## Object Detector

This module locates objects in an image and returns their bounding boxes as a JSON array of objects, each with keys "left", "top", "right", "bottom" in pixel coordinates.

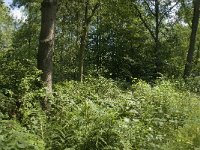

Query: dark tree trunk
[
  {"left": 184, "top": 0, "right": 200, "bottom": 78},
  {"left": 155, "top": 0, "right": 160, "bottom": 75},
  {"left": 37, "top": 0, "right": 57, "bottom": 110}
]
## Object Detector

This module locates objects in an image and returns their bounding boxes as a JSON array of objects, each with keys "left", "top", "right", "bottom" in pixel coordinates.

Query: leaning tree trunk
[
  {"left": 183, "top": 0, "right": 200, "bottom": 78},
  {"left": 37, "top": 0, "right": 57, "bottom": 110}
]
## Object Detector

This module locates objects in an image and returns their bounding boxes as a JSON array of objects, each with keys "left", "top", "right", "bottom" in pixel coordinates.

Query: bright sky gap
[{"left": 3, "top": 0, "right": 23, "bottom": 20}]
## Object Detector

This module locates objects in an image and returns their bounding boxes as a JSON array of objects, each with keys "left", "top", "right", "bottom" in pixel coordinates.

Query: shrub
[
  {"left": 44, "top": 77, "right": 200, "bottom": 150},
  {"left": 0, "top": 120, "right": 45, "bottom": 150},
  {"left": 1, "top": 73, "right": 199, "bottom": 149},
  {"left": 0, "top": 50, "right": 43, "bottom": 122}
]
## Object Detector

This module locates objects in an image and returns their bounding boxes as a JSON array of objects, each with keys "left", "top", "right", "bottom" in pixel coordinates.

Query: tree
[
  {"left": 134, "top": 0, "right": 179, "bottom": 76},
  {"left": 183, "top": 0, "right": 200, "bottom": 78},
  {"left": 88, "top": 0, "right": 151, "bottom": 80},
  {"left": 12, "top": 3, "right": 40, "bottom": 61},
  {"left": 53, "top": 0, "right": 80, "bottom": 81},
  {"left": 78, "top": 0, "right": 100, "bottom": 82},
  {"left": 0, "top": 1, "right": 13, "bottom": 50},
  {"left": 37, "top": 0, "right": 57, "bottom": 109}
]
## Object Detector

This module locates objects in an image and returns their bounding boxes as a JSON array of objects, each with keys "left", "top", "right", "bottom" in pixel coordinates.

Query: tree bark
[
  {"left": 195, "top": 43, "right": 200, "bottom": 65},
  {"left": 78, "top": 1, "right": 89, "bottom": 82},
  {"left": 37, "top": 0, "right": 57, "bottom": 109},
  {"left": 155, "top": 0, "right": 160, "bottom": 75},
  {"left": 78, "top": 25, "right": 88, "bottom": 82},
  {"left": 183, "top": 0, "right": 200, "bottom": 78}
]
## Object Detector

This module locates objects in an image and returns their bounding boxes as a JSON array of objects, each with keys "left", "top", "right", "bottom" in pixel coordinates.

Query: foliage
[
  {"left": 0, "top": 120, "right": 45, "bottom": 150},
  {"left": 0, "top": 50, "right": 43, "bottom": 121},
  {"left": 1, "top": 0, "right": 200, "bottom": 149},
  {"left": 42, "top": 77, "right": 200, "bottom": 150},
  {"left": 11, "top": 0, "right": 200, "bottom": 81},
  {"left": 185, "top": 76, "right": 200, "bottom": 93},
  {"left": 0, "top": 2, "right": 13, "bottom": 50},
  {"left": 172, "top": 76, "right": 200, "bottom": 94},
  {"left": 164, "top": 123, "right": 200, "bottom": 150},
  {"left": 162, "top": 89, "right": 200, "bottom": 150}
]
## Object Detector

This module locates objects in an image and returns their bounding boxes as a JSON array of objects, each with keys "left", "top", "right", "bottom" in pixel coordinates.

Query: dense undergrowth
[
  {"left": 0, "top": 75, "right": 200, "bottom": 150},
  {"left": 0, "top": 52, "right": 200, "bottom": 149}
]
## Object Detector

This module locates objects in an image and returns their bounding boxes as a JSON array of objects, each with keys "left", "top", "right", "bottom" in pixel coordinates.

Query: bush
[
  {"left": 1, "top": 72, "right": 200, "bottom": 149},
  {"left": 44, "top": 77, "right": 200, "bottom": 150},
  {"left": 0, "top": 50, "right": 46, "bottom": 139},
  {"left": 162, "top": 86, "right": 200, "bottom": 150},
  {"left": 185, "top": 76, "right": 200, "bottom": 93},
  {"left": 46, "top": 77, "right": 128, "bottom": 149},
  {"left": 0, "top": 50, "right": 43, "bottom": 121},
  {"left": 171, "top": 76, "right": 200, "bottom": 94},
  {"left": 0, "top": 120, "right": 45, "bottom": 150}
]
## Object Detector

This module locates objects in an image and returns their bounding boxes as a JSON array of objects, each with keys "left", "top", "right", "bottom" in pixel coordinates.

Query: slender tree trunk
[
  {"left": 37, "top": 0, "right": 57, "bottom": 110},
  {"left": 183, "top": 0, "right": 200, "bottom": 78},
  {"left": 78, "top": 1, "right": 89, "bottom": 82},
  {"left": 78, "top": 25, "right": 88, "bottom": 82},
  {"left": 195, "top": 43, "right": 200, "bottom": 65},
  {"left": 28, "top": 37, "right": 31, "bottom": 57},
  {"left": 96, "top": 15, "right": 100, "bottom": 72},
  {"left": 155, "top": 0, "right": 160, "bottom": 75},
  {"left": 77, "top": 0, "right": 100, "bottom": 82},
  {"left": 96, "top": 11, "right": 102, "bottom": 73}
]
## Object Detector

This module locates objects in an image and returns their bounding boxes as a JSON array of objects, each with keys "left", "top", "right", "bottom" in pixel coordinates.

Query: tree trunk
[
  {"left": 37, "top": 0, "right": 57, "bottom": 110},
  {"left": 77, "top": 0, "right": 100, "bottom": 82},
  {"left": 155, "top": 0, "right": 160, "bottom": 75},
  {"left": 78, "top": 25, "right": 88, "bottom": 82},
  {"left": 78, "top": 1, "right": 89, "bottom": 82},
  {"left": 183, "top": 0, "right": 200, "bottom": 78},
  {"left": 195, "top": 43, "right": 200, "bottom": 65}
]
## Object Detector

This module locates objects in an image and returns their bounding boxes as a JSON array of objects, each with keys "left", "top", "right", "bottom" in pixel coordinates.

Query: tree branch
[
  {"left": 144, "top": 0, "right": 155, "bottom": 16},
  {"left": 87, "top": 2, "right": 100, "bottom": 23},
  {"left": 134, "top": 4, "right": 156, "bottom": 41},
  {"left": 159, "top": 1, "right": 179, "bottom": 26}
]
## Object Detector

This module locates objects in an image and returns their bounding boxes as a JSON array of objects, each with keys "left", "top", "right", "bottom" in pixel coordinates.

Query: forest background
[{"left": 0, "top": 0, "right": 200, "bottom": 149}]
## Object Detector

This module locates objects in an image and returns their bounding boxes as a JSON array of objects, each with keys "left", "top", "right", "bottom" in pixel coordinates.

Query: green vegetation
[
  {"left": 1, "top": 70, "right": 200, "bottom": 149},
  {"left": 1, "top": 0, "right": 200, "bottom": 149},
  {"left": 0, "top": 120, "right": 45, "bottom": 150}
]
